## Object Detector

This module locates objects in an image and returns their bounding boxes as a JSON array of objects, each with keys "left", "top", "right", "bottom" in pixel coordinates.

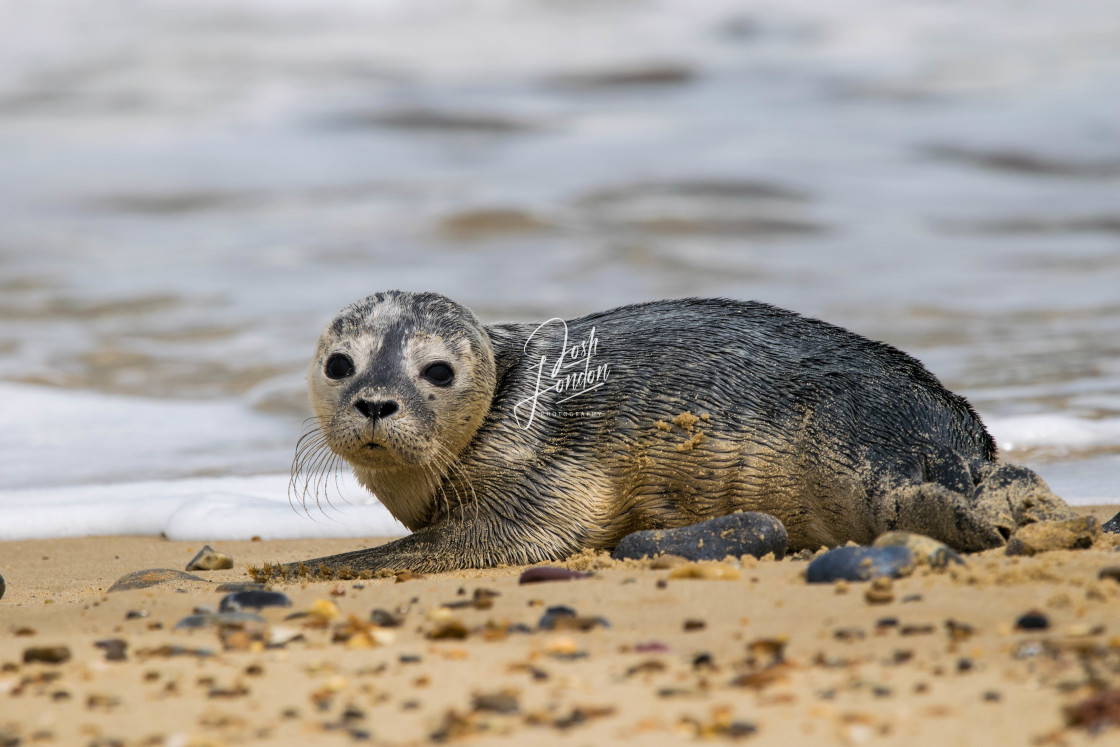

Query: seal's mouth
[{"left": 364, "top": 442, "right": 384, "bottom": 450}]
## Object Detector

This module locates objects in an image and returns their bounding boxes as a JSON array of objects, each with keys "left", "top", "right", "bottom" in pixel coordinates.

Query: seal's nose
[{"left": 354, "top": 399, "right": 399, "bottom": 421}]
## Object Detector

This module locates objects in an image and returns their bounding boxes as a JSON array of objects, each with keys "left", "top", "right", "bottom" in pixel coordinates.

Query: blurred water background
[{"left": 1, "top": 0, "right": 1118, "bottom": 539}]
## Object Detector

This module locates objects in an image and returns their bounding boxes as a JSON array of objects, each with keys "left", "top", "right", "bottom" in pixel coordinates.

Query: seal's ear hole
[
  {"left": 324, "top": 353, "right": 355, "bottom": 380},
  {"left": 422, "top": 362, "right": 455, "bottom": 387}
]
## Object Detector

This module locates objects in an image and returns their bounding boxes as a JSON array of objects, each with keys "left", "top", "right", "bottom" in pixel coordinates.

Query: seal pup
[{"left": 290, "top": 291, "right": 1074, "bottom": 573}]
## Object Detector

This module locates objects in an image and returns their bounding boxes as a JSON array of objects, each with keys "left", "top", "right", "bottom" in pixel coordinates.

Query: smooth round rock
[
  {"left": 1015, "top": 610, "right": 1050, "bottom": 631},
  {"left": 175, "top": 611, "right": 267, "bottom": 630},
  {"left": 518, "top": 567, "right": 593, "bottom": 584},
  {"left": 107, "top": 569, "right": 209, "bottom": 592},
  {"left": 370, "top": 609, "right": 404, "bottom": 627},
  {"left": 539, "top": 605, "right": 577, "bottom": 630},
  {"left": 806, "top": 546, "right": 915, "bottom": 583},
  {"left": 1102, "top": 510, "right": 1120, "bottom": 534},
  {"left": 186, "top": 544, "right": 234, "bottom": 571},
  {"left": 0, "top": 572, "right": 5, "bottom": 600},
  {"left": 611, "top": 511, "right": 788, "bottom": 562},
  {"left": 219, "top": 590, "right": 292, "bottom": 612},
  {"left": 873, "top": 531, "right": 964, "bottom": 568},
  {"left": 215, "top": 582, "right": 266, "bottom": 593},
  {"left": 94, "top": 639, "right": 128, "bottom": 661},
  {"left": 23, "top": 646, "right": 71, "bottom": 664}
]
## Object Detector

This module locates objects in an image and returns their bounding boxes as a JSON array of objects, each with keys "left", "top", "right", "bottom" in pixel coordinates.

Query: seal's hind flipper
[
  {"left": 873, "top": 480, "right": 1009, "bottom": 552},
  {"left": 971, "top": 463, "right": 1075, "bottom": 529},
  {"left": 876, "top": 460, "right": 1076, "bottom": 552}
]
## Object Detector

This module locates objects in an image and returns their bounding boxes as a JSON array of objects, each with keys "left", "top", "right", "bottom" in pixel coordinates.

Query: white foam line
[
  {"left": 0, "top": 474, "right": 408, "bottom": 541},
  {"left": 986, "top": 414, "right": 1120, "bottom": 453}
]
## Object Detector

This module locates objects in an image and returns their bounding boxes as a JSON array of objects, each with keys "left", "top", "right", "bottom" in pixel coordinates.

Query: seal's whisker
[
  {"left": 310, "top": 448, "right": 341, "bottom": 517},
  {"left": 293, "top": 438, "right": 330, "bottom": 489}
]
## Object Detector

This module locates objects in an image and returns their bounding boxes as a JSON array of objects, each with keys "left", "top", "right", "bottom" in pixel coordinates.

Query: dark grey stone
[
  {"left": 175, "top": 611, "right": 267, "bottom": 629},
  {"left": 805, "top": 546, "right": 914, "bottom": 583},
  {"left": 611, "top": 511, "right": 787, "bottom": 562},
  {"left": 219, "top": 590, "right": 292, "bottom": 612},
  {"left": 1102, "top": 510, "right": 1120, "bottom": 534},
  {"left": 107, "top": 568, "right": 209, "bottom": 592}
]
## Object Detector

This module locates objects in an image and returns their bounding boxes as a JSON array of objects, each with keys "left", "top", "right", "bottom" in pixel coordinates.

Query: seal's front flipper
[{"left": 278, "top": 508, "right": 577, "bottom": 577}]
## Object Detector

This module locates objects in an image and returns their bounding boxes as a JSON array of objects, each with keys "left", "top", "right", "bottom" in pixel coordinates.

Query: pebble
[
  {"left": 215, "top": 582, "right": 266, "bottom": 593},
  {"left": 267, "top": 626, "right": 304, "bottom": 647},
  {"left": 427, "top": 620, "right": 469, "bottom": 640},
  {"left": 0, "top": 572, "right": 5, "bottom": 600},
  {"left": 537, "top": 605, "right": 576, "bottom": 629},
  {"left": 107, "top": 568, "right": 209, "bottom": 592},
  {"left": 185, "top": 545, "right": 233, "bottom": 571},
  {"left": 219, "top": 590, "right": 292, "bottom": 612},
  {"left": 370, "top": 609, "right": 404, "bottom": 627},
  {"left": 873, "top": 532, "right": 964, "bottom": 568},
  {"left": 864, "top": 577, "right": 894, "bottom": 604},
  {"left": 307, "top": 599, "right": 340, "bottom": 621},
  {"left": 611, "top": 511, "right": 787, "bottom": 562},
  {"left": 543, "top": 636, "right": 585, "bottom": 659},
  {"left": 518, "top": 567, "right": 593, "bottom": 584},
  {"left": 627, "top": 660, "right": 668, "bottom": 677},
  {"left": 1005, "top": 516, "right": 1100, "bottom": 556},
  {"left": 806, "top": 546, "right": 915, "bottom": 583},
  {"left": 94, "top": 639, "right": 128, "bottom": 661},
  {"left": 1015, "top": 610, "right": 1050, "bottom": 631},
  {"left": 174, "top": 612, "right": 267, "bottom": 630},
  {"left": 945, "top": 620, "right": 977, "bottom": 641},
  {"left": 23, "top": 646, "right": 71, "bottom": 665},
  {"left": 471, "top": 691, "right": 520, "bottom": 714},
  {"left": 538, "top": 605, "right": 610, "bottom": 631}
]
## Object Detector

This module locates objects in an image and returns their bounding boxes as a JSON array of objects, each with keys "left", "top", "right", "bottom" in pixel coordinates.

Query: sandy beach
[{"left": 3, "top": 505, "right": 1120, "bottom": 746}]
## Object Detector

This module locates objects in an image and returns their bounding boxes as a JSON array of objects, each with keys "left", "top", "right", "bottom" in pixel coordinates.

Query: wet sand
[{"left": 2, "top": 506, "right": 1120, "bottom": 746}]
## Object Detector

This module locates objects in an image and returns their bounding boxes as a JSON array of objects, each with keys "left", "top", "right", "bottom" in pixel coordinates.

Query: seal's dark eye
[
  {"left": 324, "top": 353, "right": 355, "bottom": 380},
  {"left": 422, "top": 362, "right": 454, "bottom": 387}
]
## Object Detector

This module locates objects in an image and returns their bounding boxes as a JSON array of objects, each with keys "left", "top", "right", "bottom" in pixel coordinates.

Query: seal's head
[{"left": 307, "top": 290, "right": 496, "bottom": 528}]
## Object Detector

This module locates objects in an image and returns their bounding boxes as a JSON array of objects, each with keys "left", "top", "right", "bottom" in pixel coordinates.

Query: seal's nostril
[{"left": 354, "top": 399, "right": 399, "bottom": 421}]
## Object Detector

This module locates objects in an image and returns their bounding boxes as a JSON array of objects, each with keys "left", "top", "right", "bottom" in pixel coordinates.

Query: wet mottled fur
[{"left": 292, "top": 291, "right": 1073, "bottom": 572}]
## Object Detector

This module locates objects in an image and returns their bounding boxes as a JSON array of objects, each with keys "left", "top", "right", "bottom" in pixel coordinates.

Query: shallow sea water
[{"left": 0, "top": 0, "right": 1118, "bottom": 538}]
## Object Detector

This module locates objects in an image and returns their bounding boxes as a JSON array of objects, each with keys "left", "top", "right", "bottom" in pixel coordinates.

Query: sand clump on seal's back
[{"left": 279, "top": 291, "right": 1080, "bottom": 575}]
